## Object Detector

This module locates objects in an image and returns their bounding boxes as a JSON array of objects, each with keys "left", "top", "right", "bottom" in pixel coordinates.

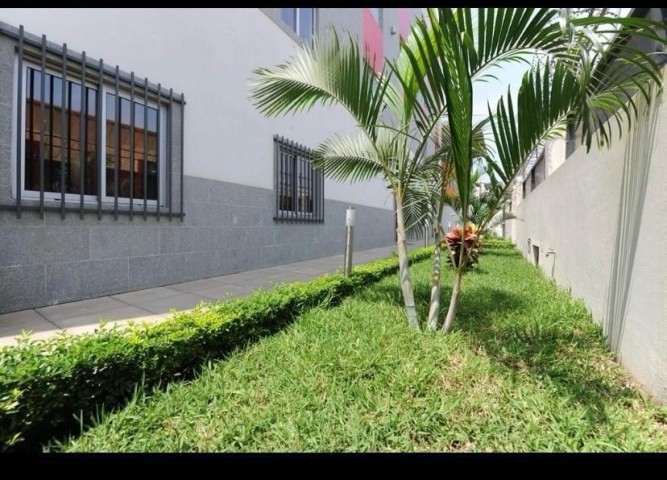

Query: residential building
[
  {"left": 505, "top": 7, "right": 667, "bottom": 403},
  {"left": 0, "top": 8, "right": 422, "bottom": 314}
]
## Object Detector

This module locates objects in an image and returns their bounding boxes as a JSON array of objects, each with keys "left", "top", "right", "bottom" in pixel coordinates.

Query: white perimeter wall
[
  {"left": 0, "top": 8, "right": 393, "bottom": 210},
  {"left": 507, "top": 77, "right": 667, "bottom": 403}
]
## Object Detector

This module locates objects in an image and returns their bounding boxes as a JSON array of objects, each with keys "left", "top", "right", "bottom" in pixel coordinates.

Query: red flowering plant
[{"left": 443, "top": 223, "right": 481, "bottom": 270}]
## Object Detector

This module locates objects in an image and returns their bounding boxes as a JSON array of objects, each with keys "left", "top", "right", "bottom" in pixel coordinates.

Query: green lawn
[{"left": 55, "top": 248, "right": 667, "bottom": 452}]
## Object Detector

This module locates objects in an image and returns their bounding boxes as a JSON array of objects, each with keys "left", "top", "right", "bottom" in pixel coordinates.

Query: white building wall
[
  {"left": 507, "top": 75, "right": 667, "bottom": 403},
  {"left": 0, "top": 7, "right": 392, "bottom": 210}
]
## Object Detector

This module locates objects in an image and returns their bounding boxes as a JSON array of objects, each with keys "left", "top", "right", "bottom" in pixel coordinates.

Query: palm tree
[
  {"left": 401, "top": 121, "right": 490, "bottom": 330},
  {"left": 394, "top": 8, "right": 665, "bottom": 332},
  {"left": 444, "top": 166, "right": 517, "bottom": 238},
  {"left": 249, "top": 9, "right": 666, "bottom": 332},
  {"left": 248, "top": 31, "right": 430, "bottom": 330}
]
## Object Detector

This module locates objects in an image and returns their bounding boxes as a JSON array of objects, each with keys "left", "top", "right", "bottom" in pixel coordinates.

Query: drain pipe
[{"left": 546, "top": 249, "right": 556, "bottom": 280}]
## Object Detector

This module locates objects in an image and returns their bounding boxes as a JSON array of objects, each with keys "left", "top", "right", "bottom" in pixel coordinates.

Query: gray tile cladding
[{"left": 0, "top": 175, "right": 395, "bottom": 313}]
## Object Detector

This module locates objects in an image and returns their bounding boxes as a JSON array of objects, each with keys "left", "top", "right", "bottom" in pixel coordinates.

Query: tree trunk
[
  {"left": 395, "top": 198, "right": 420, "bottom": 330},
  {"left": 426, "top": 228, "right": 442, "bottom": 331},
  {"left": 441, "top": 268, "right": 462, "bottom": 333}
]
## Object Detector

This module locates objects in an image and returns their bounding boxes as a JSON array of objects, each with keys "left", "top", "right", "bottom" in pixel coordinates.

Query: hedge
[
  {"left": 481, "top": 237, "right": 515, "bottom": 250},
  {"left": 0, "top": 247, "right": 432, "bottom": 451}
]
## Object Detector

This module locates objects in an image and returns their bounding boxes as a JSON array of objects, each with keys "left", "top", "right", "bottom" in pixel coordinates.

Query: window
[
  {"left": 369, "top": 8, "right": 383, "bottom": 27},
  {"left": 23, "top": 67, "right": 161, "bottom": 203},
  {"left": 273, "top": 135, "right": 324, "bottom": 223},
  {"left": 522, "top": 178, "right": 528, "bottom": 199},
  {"left": 104, "top": 92, "right": 159, "bottom": 201},
  {"left": 11, "top": 25, "right": 185, "bottom": 220},
  {"left": 565, "top": 123, "right": 577, "bottom": 158},
  {"left": 531, "top": 155, "right": 545, "bottom": 190},
  {"left": 280, "top": 8, "right": 316, "bottom": 46},
  {"left": 24, "top": 67, "right": 98, "bottom": 196}
]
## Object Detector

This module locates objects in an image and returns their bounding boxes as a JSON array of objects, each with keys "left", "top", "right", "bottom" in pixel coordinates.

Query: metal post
[{"left": 343, "top": 206, "right": 355, "bottom": 276}]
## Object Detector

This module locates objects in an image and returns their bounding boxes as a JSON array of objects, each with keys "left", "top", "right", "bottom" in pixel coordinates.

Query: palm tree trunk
[
  {"left": 395, "top": 197, "right": 420, "bottom": 330},
  {"left": 441, "top": 267, "right": 462, "bottom": 333},
  {"left": 426, "top": 227, "right": 442, "bottom": 330}
]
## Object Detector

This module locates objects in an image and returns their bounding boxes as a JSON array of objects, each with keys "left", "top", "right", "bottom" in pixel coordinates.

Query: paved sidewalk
[{"left": 0, "top": 244, "right": 420, "bottom": 347}]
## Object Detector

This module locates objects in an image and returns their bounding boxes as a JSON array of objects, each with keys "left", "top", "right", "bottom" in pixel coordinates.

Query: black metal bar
[
  {"left": 0, "top": 21, "right": 185, "bottom": 107},
  {"left": 273, "top": 135, "right": 279, "bottom": 219},
  {"left": 292, "top": 140, "right": 297, "bottom": 223},
  {"left": 16, "top": 26, "right": 24, "bottom": 219},
  {"left": 114, "top": 65, "right": 120, "bottom": 220},
  {"left": 79, "top": 51, "right": 86, "bottom": 219},
  {"left": 313, "top": 163, "right": 317, "bottom": 223},
  {"left": 303, "top": 150, "right": 312, "bottom": 221},
  {"left": 321, "top": 164, "right": 325, "bottom": 222},
  {"left": 307, "top": 147, "right": 312, "bottom": 219},
  {"left": 282, "top": 137, "right": 287, "bottom": 222},
  {"left": 97, "top": 58, "right": 103, "bottom": 220},
  {"left": 48, "top": 66, "right": 54, "bottom": 197},
  {"left": 167, "top": 87, "right": 173, "bottom": 221},
  {"left": 60, "top": 44, "right": 67, "bottom": 220},
  {"left": 280, "top": 136, "right": 285, "bottom": 220},
  {"left": 180, "top": 92, "right": 185, "bottom": 222},
  {"left": 296, "top": 145, "right": 301, "bottom": 221},
  {"left": 317, "top": 170, "right": 321, "bottom": 223},
  {"left": 316, "top": 169, "right": 320, "bottom": 222},
  {"left": 298, "top": 145, "right": 302, "bottom": 222},
  {"left": 0, "top": 202, "right": 184, "bottom": 218},
  {"left": 66, "top": 82, "right": 72, "bottom": 211},
  {"left": 39, "top": 35, "right": 46, "bottom": 220},
  {"left": 277, "top": 136, "right": 281, "bottom": 220},
  {"left": 156, "top": 83, "right": 161, "bottom": 222},
  {"left": 129, "top": 72, "right": 135, "bottom": 221},
  {"left": 286, "top": 139, "right": 291, "bottom": 223},
  {"left": 317, "top": 164, "right": 321, "bottom": 222},
  {"left": 143, "top": 77, "right": 148, "bottom": 221}
]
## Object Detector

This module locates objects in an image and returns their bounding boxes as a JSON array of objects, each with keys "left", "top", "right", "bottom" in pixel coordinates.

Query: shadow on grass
[
  {"left": 457, "top": 290, "right": 640, "bottom": 428},
  {"left": 356, "top": 277, "right": 522, "bottom": 331},
  {"left": 363, "top": 261, "right": 639, "bottom": 430}
]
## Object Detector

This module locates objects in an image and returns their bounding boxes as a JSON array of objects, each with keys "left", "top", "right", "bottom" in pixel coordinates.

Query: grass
[{"left": 54, "top": 248, "right": 667, "bottom": 452}]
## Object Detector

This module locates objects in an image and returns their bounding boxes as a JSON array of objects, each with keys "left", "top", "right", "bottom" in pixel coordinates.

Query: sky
[
  {"left": 472, "top": 8, "right": 632, "bottom": 118},
  {"left": 464, "top": 8, "right": 633, "bottom": 179}
]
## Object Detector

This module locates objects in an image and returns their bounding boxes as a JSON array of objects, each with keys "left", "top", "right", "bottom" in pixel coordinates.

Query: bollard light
[
  {"left": 345, "top": 207, "right": 356, "bottom": 227},
  {"left": 344, "top": 207, "right": 356, "bottom": 276}
]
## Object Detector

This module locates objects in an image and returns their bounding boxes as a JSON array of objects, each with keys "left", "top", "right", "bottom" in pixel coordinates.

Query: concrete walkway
[{"left": 0, "top": 245, "right": 418, "bottom": 347}]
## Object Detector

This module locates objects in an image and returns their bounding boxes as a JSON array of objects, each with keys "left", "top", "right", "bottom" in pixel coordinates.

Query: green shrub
[
  {"left": 0, "top": 247, "right": 432, "bottom": 451},
  {"left": 481, "top": 237, "right": 515, "bottom": 250}
]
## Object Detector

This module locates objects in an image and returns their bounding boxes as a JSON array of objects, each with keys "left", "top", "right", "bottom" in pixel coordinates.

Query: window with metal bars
[
  {"left": 273, "top": 135, "right": 324, "bottom": 223},
  {"left": 4, "top": 23, "right": 185, "bottom": 221}
]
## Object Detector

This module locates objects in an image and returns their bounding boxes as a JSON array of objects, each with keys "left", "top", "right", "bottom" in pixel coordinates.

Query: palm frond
[
  {"left": 312, "top": 133, "right": 387, "bottom": 183},
  {"left": 488, "top": 60, "right": 578, "bottom": 184},
  {"left": 248, "top": 30, "right": 396, "bottom": 139}
]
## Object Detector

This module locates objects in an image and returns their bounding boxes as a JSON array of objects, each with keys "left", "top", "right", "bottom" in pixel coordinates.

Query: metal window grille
[
  {"left": 1, "top": 22, "right": 185, "bottom": 221},
  {"left": 273, "top": 135, "right": 324, "bottom": 223}
]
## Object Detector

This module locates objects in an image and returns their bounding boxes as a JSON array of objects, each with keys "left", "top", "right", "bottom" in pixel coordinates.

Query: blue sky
[{"left": 472, "top": 8, "right": 632, "bottom": 119}]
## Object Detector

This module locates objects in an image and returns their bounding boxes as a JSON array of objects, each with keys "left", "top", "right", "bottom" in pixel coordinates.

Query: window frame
[
  {"left": 273, "top": 135, "right": 324, "bottom": 223},
  {"left": 280, "top": 8, "right": 316, "bottom": 47},
  {"left": 16, "top": 58, "right": 168, "bottom": 208},
  {"left": 276, "top": 155, "right": 313, "bottom": 221},
  {"left": 369, "top": 8, "right": 383, "bottom": 28},
  {"left": 99, "top": 88, "right": 167, "bottom": 207}
]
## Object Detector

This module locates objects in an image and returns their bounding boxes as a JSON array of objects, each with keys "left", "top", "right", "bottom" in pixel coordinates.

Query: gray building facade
[{"left": 0, "top": 8, "right": 422, "bottom": 313}]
